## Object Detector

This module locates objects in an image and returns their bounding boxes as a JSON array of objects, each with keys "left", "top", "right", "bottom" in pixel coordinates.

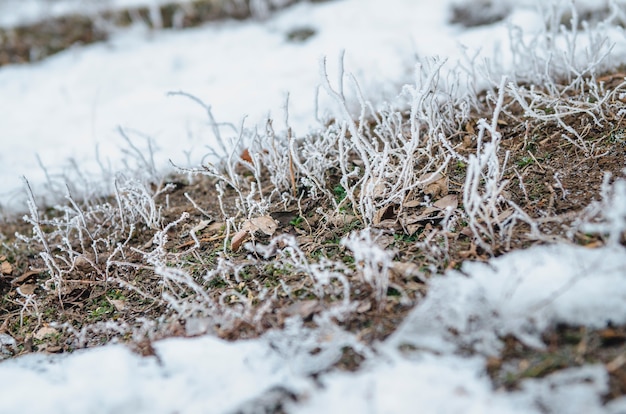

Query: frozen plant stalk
[
  {"left": 462, "top": 77, "right": 510, "bottom": 254},
  {"left": 582, "top": 175, "right": 626, "bottom": 246},
  {"left": 342, "top": 229, "right": 393, "bottom": 307}
]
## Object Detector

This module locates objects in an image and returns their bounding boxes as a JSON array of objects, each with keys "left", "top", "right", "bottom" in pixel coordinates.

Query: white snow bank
[
  {"left": 295, "top": 354, "right": 612, "bottom": 414},
  {"left": 294, "top": 353, "right": 523, "bottom": 414},
  {"left": 391, "top": 244, "right": 626, "bottom": 354},
  {"left": 0, "top": 335, "right": 309, "bottom": 414}
]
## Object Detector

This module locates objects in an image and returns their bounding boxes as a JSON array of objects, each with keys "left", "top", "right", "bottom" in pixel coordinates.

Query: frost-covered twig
[
  {"left": 462, "top": 77, "right": 510, "bottom": 253},
  {"left": 342, "top": 229, "right": 393, "bottom": 307},
  {"left": 581, "top": 174, "right": 626, "bottom": 245}
]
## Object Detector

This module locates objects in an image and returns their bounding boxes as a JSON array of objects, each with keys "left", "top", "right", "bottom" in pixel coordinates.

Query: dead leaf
[
  {"left": 190, "top": 219, "right": 213, "bottom": 235},
  {"left": 496, "top": 208, "right": 513, "bottom": 224},
  {"left": 403, "top": 199, "right": 422, "bottom": 208},
  {"left": 45, "top": 345, "right": 63, "bottom": 353},
  {"left": 390, "top": 262, "right": 427, "bottom": 282},
  {"left": 584, "top": 240, "right": 603, "bottom": 249},
  {"left": 244, "top": 215, "right": 278, "bottom": 236},
  {"left": 329, "top": 212, "right": 357, "bottom": 227},
  {"left": 418, "top": 172, "right": 449, "bottom": 198},
  {"left": 270, "top": 210, "right": 300, "bottom": 228},
  {"left": 406, "top": 222, "right": 423, "bottom": 235},
  {"left": 356, "top": 300, "right": 372, "bottom": 313},
  {"left": 606, "top": 354, "right": 626, "bottom": 373},
  {"left": 372, "top": 181, "right": 387, "bottom": 198},
  {"left": 425, "top": 180, "right": 448, "bottom": 198},
  {"left": 239, "top": 148, "right": 268, "bottom": 164},
  {"left": 74, "top": 255, "right": 93, "bottom": 272},
  {"left": 460, "top": 226, "right": 474, "bottom": 237},
  {"left": 230, "top": 229, "right": 250, "bottom": 252},
  {"left": 374, "top": 234, "right": 395, "bottom": 250},
  {"left": 417, "top": 172, "right": 443, "bottom": 187},
  {"left": 373, "top": 204, "right": 397, "bottom": 226},
  {"left": 17, "top": 284, "right": 36, "bottom": 296},
  {"left": 107, "top": 297, "right": 126, "bottom": 312},
  {"left": 433, "top": 194, "right": 458, "bottom": 211},
  {"left": 34, "top": 326, "right": 59, "bottom": 341},
  {"left": 404, "top": 207, "right": 438, "bottom": 224},
  {"left": 231, "top": 216, "right": 279, "bottom": 252},
  {"left": 240, "top": 148, "right": 253, "bottom": 163},
  {"left": 1, "top": 261, "right": 12, "bottom": 275},
  {"left": 284, "top": 300, "right": 321, "bottom": 319},
  {"left": 376, "top": 219, "right": 401, "bottom": 230},
  {"left": 458, "top": 242, "right": 487, "bottom": 261},
  {"left": 599, "top": 328, "right": 626, "bottom": 345},
  {"left": 207, "top": 221, "right": 225, "bottom": 233},
  {"left": 403, "top": 195, "right": 458, "bottom": 227}
]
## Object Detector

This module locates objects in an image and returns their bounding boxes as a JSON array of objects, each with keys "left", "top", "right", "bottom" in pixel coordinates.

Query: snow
[
  {"left": 0, "top": 0, "right": 552, "bottom": 210},
  {"left": 0, "top": 336, "right": 309, "bottom": 413},
  {"left": 390, "top": 244, "right": 626, "bottom": 354},
  {"left": 1, "top": 0, "right": 626, "bottom": 412}
]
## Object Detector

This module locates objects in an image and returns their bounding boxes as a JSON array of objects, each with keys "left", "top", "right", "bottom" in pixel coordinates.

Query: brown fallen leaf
[
  {"left": 606, "top": 354, "right": 626, "bottom": 373},
  {"left": 373, "top": 204, "right": 397, "bottom": 226},
  {"left": 460, "top": 226, "right": 474, "bottom": 237},
  {"left": 406, "top": 222, "right": 423, "bottom": 235},
  {"left": 244, "top": 215, "right": 278, "bottom": 236},
  {"left": 107, "top": 297, "right": 126, "bottom": 312},
  {"left": 356, "top": 300, "right": 372, "bottom": 313},
  {"left": 403, "top": 206, "right": 441, "bottom": 225},
  {"left": 496, "top": 208, "right": 514, "bottom": 224},
  {"left": 371, "top": 181, "right": 387, "bottom": 199},
  {"left": 231, "top": 215, "right": 279, "bottom": 251},
  {"left": 433, "top": 194, "right": 458, "bottom": 210},
  {"left": 45, "top": 345, "right": 64, "bottom": 354},
  {"left": 74, "top": 255, "right": 93, "bottom": 272},
  {"left": 403, "top": 199, "right": 422, "bottom": 208},
  {"left": 1, "top": 261, "right": 12, "bottom": 275},
  {"left": 34, "top": 326, "right": 59, "bottom": 341},
  {"left": 206, "top": 221, "right": 225, "bottom": 233},
  {"left": 418, "top": 172, "right": 449, "bottom": 198},
  {"left": 583, "top": 240, "right": 604, "bottom": 249},
  {"left": 230, "top": 229, "right": 250, "bottom": 252},
  {"left": 270, "top": 210, "right": 300, "bottom": 228},
  {"left": 390, "top": 262, "right": 427, "bottom": 282},
  {"left": 599, "top": 328, "right": 626, "bottom": 345},
  {"left": 17, "top": 284, "right": 36, "bottom": 296},
  {"left": 417, "top": 172, "right": 443, "bottom": 187},
  {"left": 284, "top": 300, "right": 321, "bottom": 319},
  {"left": 240, "top": 148, "right": 253, "bottom": 163},
  {"left": 329, "top": 212, "right": 357, "bottom": 227}
]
